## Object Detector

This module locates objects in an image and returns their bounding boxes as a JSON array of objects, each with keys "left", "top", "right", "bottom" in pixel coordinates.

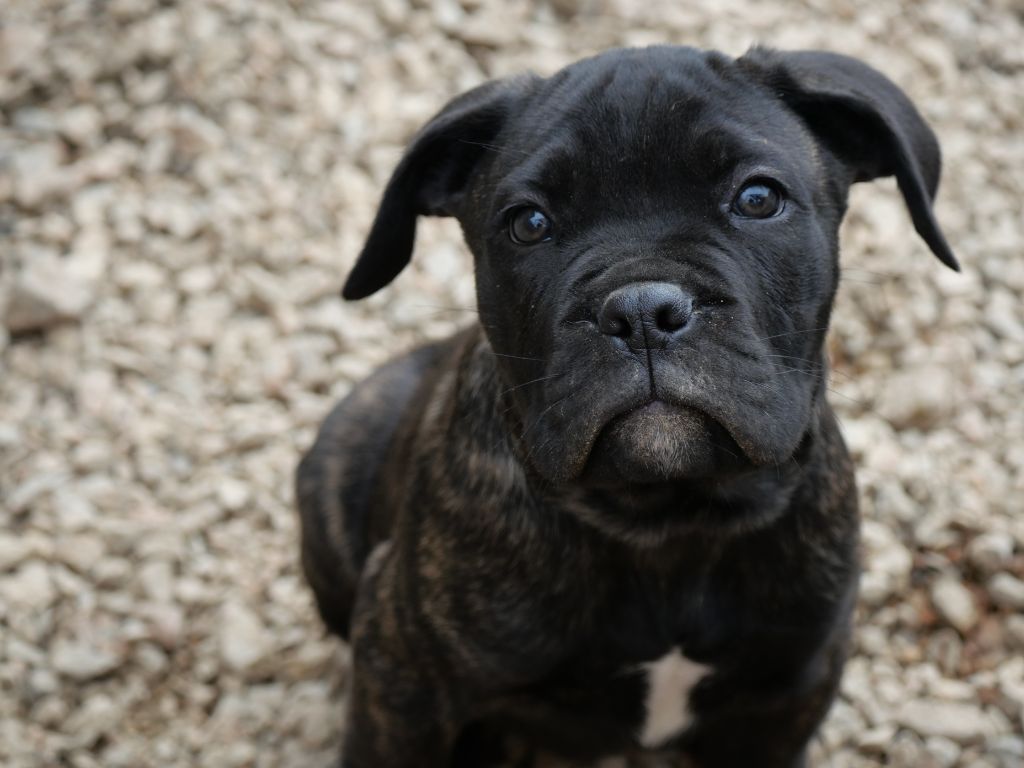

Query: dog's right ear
[{"left": 342, "top": 77, "right": 533, "bottom": 300}]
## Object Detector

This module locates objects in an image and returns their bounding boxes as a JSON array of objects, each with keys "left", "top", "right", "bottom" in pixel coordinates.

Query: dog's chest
[{"left": 635, "top": 648, "right": 712, "bottom": 748}]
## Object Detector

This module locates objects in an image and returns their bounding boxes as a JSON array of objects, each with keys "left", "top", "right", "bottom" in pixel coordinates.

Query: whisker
[
  {"left": 489, "top": 351, "right": 546, "bottom": 363},
  {"left": 752, "top": 326, "right": 830, "bottom": 343},
  {"left": 763, "top": 353, "right": 821, "bottom": 362},
  {"left": 709, "top": 440, "right": 739, "bottom": 461},
  {"left": 498, "top": 373, "right": 564, "bottom": 398},
  {"left": 825, "top": 386, "right": 873, "bottom": 410},
  {"left": 762, "top": 354, "right": 857, "bottom": 383},
  {"left": 768, "top": 365, "right": 813, "bottom": 376},
  {"left": 767, "top": 367, "right": 872, "bottom": 409},
  {"left": 521, "top": 393, "right": 572, "bottom": 443},
  {"left": 456, "top": 139, "right": 531, "bottom": 158}
]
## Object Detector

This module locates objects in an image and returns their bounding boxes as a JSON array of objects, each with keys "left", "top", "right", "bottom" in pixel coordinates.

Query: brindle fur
[{"left": 296, "top": 45, "right": 955, "bottom": 768}]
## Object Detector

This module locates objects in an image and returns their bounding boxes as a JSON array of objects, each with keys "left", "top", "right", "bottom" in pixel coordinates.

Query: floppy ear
[
  {"left": 738, "top": 47, "right": 959, "bottom": 271},
  {"left": 342, "top": 77, "right": 533, "bottom": 300}
]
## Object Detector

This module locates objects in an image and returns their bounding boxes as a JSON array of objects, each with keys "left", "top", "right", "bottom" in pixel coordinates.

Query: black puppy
[{"left": 297, "top": 46, "right": 956, "bottom": 768}]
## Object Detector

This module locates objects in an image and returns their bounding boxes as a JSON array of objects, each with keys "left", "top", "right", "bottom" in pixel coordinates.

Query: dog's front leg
[
  {"left": 342, "top": 652, "right": 458, "bottom": 768},
  {"left": 680, "top": 628, "right": 848, "bottom": 768},
  {"left": 340, "top": 545, "right": 464, "bottom": 768}
]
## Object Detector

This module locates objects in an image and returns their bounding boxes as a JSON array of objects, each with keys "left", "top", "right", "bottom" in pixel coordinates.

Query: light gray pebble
[
  {"left": 931, "top": 577, "right": 979, "bottom": 634},
  {"left": 51, "top": 640, "right": 123, "bottom": 681},
  {"left": 3, "top": 254, "right": 95, "bottom": 333},
  {"left": 988, "top": 573, "right": 1024, "bottom": 610},
  {"left": 219, "top": 600, "right": 274, "bottom": 675},
  {"left": 0, "top": 535, "right": 33, "bottom": 572},
  {"left": 1, "top": 561, "right": 56, "bottom": 610},
  {"left": 967, "top": 532, "right": 1016, "bottom": 573},
  {"left": 897, "top": 699, "right": 999, "bottom": 744},
  {"left": 924, "top": 736, "right": 962, "bottom": 768}
]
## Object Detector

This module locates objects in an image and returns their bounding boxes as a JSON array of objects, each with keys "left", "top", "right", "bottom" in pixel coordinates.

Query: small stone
[
  {"left": 58, "top": 104, "right": 104, "bottom": 147},
  {"left": 10, "top": 141, "right": 69, "bottom": 208},
  {"left": 924, "top": 735, "right": 961, "bottom": 767},
  {"left": 0, "top": 21, "right": 47, "bottom": 74},
  {"left": 1006, "top": 615, "right": 1024, "bottom": 650},
  {"left": 875, "top": 365, "right": 957, "bottom": 429},
  {"left": 888, "top": 730, "right": 928, "bottom": 768},
  {"left": 988, "top": 573, "right": 1024, "bottom": 610},
  {"left": 133, "top": 642, "right": 169, "bottom": 675},
  {"left": 93, "top": 557, "right": 132, "bottom": 589},
  {"left": 54, "top": 534, "right": 106, "bottom": 574},
  {"left": 217, "top": 478, "right": 251, "bottom": 512},
  {"left": 986, "top": 288, "right": 1024, "bottom": 343},
  {"left": 6, "top": 469, "right": 69, "bottom": 513},
  {"left": 926, "top": 629, "right": 963, "bottom": 677},
  {"left": 3, "top": 252, "right": 96, "bottom": 333},
  {"left": 27, "top": 668, "right": 59, "bottom": 698},
  {"left": 967, "top": 532, "right": 1015, "bottom": 573},
  {"left": 64, "top": 693, "right": 122, "bottom": 744},
  {"left": 931, "top": 577, "right": 979, "bottom": 634},
  {"left": 990, "top": 735, "right": 1024, "bottom": 764},
  {"left": 280, "top": 639, "right": 337, "bottom": 680},
  {"left": 51, "top": 640, "right": 123, "bottom": 681},
  {"left": 199, "top": 742, "right": 258, "bottom": 768},
  {"left": 33, "top": 696, "right": 70, "bottom": 728},
  {"left": 897, "top": 699, "right": 997, "bottom": 744},
  {"left": 929, "top": 677, "right": 975, "bottom": 701},
  {"left": 861, "top": 520, "right": 913, "bottom": 605},
  {"left": 142, "top": 602, "right": 185, "bottom": 649},
  {"left": 138, "top": 560, "right": 176, "bottom": 603},
  {"left": 144, "top": 193, "right": 202, "bottom": 239},
  {"left": 0, "top": 534, "right": 32, "bottom": 571},
  {"left": 1, "top": 560, "right": 56, "bottom": 609},
  {"left": 857, "top": 723, "right": 896, "bottom": 753},
  {"left": 219, "top": 600, "right": 273, "bottom": 675}
]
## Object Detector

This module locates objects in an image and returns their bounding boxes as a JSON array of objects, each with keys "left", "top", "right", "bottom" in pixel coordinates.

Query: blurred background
[{"left": 1, "top": 1, "right": 1022, "bottom": 766}]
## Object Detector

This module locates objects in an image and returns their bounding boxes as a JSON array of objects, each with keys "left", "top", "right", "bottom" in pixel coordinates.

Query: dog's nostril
[
  {"left": 655, "top": 305, "right": 689, "bottom": 333},
  {"left": 599, "top": 313, "right": 631, "bottom": 338}
]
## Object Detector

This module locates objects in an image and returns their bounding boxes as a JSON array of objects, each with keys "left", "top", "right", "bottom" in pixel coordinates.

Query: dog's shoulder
[{"left": 296, "top": 329, "right": 473, "bottom": 577}]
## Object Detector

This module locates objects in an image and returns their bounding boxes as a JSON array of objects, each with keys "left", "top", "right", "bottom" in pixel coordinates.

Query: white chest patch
[{"left": 637, "top": 648, "right": 712, "bottom": 749}]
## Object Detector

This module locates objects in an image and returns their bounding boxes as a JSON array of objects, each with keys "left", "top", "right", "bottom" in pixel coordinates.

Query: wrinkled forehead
[{"left": 495, "top": 49, "right": 816, "bottom": 201}]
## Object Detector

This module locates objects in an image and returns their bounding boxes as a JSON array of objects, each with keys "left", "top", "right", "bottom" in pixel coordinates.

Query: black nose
[{"left": 598, "top": 282, "right": 695, "bottom": 349}]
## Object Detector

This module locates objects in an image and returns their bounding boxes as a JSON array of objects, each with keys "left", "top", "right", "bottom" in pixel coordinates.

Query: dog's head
[{"left": 343, "top": 46, "right": 956, "bottom": 489}]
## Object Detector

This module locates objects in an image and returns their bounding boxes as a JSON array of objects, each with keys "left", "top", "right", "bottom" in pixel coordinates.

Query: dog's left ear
[
  {"left": 738, "top": 48, "right": 959, "bottom": 271},
  {"left": 342, "top": 77, "right": 534, "bottom": 300}
]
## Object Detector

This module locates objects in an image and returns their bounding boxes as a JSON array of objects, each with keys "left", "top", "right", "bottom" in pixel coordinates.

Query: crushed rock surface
[{"left": 1, "top": 1, "right": 1023, "bottom": 766}]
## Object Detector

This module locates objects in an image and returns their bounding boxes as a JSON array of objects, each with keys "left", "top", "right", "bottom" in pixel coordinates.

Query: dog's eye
[
  {"left": 508, "top": 207, "right": 553, "bottom": 245},
  {"left": 731, "top": 181, "right": 784, "bottom": 219}
]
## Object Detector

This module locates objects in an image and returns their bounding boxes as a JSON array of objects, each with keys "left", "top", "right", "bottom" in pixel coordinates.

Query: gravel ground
[{"left": 1, "top": 1, "right": 1023, "bottom": 766}]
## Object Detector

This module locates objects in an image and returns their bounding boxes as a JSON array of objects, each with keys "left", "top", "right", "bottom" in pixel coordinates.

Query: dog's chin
[{"left": 579, "top": 401, "right": 739, "bottom": 487}]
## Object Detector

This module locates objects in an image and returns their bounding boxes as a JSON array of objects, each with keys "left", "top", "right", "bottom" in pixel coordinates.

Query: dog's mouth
[
  {"left": 512, "top": 328, "right": 818, "bottom": 488},
  {"left": 577, "top": 399, "right": 748, "bottom": 487}
]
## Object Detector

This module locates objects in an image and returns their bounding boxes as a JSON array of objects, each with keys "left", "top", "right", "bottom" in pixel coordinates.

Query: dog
[{"left": 296, "top": 45, "right": 957, "bottom": 768}]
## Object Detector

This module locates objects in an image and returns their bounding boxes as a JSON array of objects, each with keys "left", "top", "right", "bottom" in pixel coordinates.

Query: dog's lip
[
  {"left": 566, "top": 393, "right": 765, "bottom": 481},
  {"left": 571, "top": 397, "right": 707, "bottom": 463},
  {"left": 613, "top": 395, "right": 720, "bottom": 431},
  {"left": 609, "top": 397, "right": 691, "bottom": 421}
]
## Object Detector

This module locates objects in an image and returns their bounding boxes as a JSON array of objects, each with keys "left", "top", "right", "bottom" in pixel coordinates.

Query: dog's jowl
[{"left": 296, "top": 46, "right": 956, "bottom": 768}]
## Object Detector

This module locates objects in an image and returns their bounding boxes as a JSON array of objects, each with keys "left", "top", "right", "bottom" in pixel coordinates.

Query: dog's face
[{"left": 344, "top": 47, "right": 956, "bottom": 489}]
